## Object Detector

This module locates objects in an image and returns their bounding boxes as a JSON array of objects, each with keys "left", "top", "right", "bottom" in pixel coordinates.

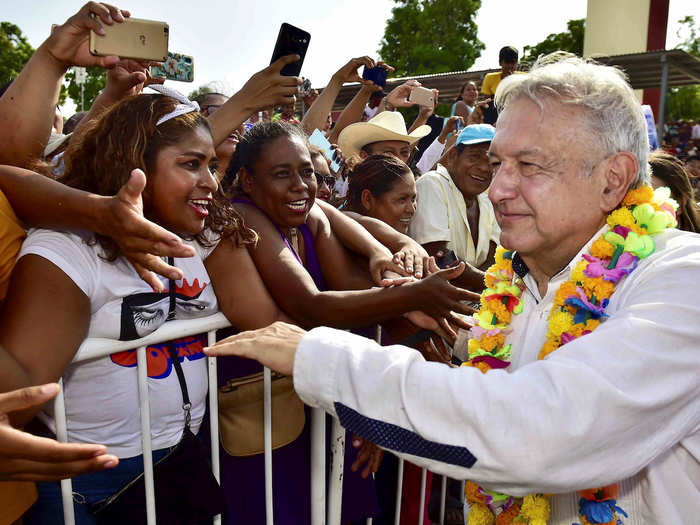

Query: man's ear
[
  {"left": 360, "top": 189, "right": 374, "bottom": 213},
  {"left": 239, "top": 167, "right": 255, "bottom": 194},
  {"left": 359, "top": 149, "right": 369, "bottom": 160},
  {"left": 601, "top": 151, "right": 639, "bottom": 212}
]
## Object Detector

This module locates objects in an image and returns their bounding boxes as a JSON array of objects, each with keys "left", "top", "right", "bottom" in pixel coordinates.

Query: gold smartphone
[{"left": 89, "top": 17, "right": 169, "bottom": 61}]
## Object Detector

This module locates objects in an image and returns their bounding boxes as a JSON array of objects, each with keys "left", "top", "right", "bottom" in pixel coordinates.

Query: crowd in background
[{"left": 0, "top": 3, "right": 699, "bottom": 525}]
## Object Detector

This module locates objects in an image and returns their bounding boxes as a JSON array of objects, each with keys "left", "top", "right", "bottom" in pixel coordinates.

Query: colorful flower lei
[{"left": 461, "top": 186, "right": 678, "bottom": 525}]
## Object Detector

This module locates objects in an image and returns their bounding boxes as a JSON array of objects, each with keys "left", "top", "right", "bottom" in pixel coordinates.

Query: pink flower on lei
[{"left": 582, "top": 252, "right": 638, "bottom": 283}]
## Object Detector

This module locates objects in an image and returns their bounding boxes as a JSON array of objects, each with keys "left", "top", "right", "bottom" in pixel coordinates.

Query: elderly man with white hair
[{"left": 206, "top": 54, "right": 700, "bottom": 525}]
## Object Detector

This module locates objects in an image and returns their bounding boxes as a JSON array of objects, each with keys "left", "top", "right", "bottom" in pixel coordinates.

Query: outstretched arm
[
  {"left": 0, "top": 2, "right": 126, "bottom": 167},
  {"left": 234, "top": 203, "right": 477, "bottom": 330},
  {"left": 0, "top": 166, "right": 193, "bottom": 288},
  {"left": 207, "top": 55, "right": 301, "bottom": 147},
  {"left": 314, "top": 201, "right": 405, "bottom": 283},
  {"left": 300, "top": 56, "right": 378, "bottom": 137}
]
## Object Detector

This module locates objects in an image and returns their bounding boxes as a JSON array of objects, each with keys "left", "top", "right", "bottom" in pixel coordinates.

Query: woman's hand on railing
[
  {"left": 204, "top": 322, "right": 306, "bottom": 376},
  {"left": 350, "top": 435, "right": 383, "bottom": 479},
  {"left": 0, "top": 384, "right": 118, "bottom": 481}
]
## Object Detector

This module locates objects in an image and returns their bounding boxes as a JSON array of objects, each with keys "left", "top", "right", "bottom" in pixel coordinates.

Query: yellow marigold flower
[
  {"left": 621, "top": 185, "right": 654, "bottom": 207},
  {"left": 570, "top": 260, "right": 589, "bottom": 285},
  {"left": 554, "top": 282, "right": 578, "bottom": 307},
  {"left": 538, "top": 339, "right": 560, "bottom": 359},
  {"left": 467, "top": 502, "right": 495, "bottom": 525},
  {"left": 606, "top": 207, "right": 636, "bottom": 230},
  {"left": 494, "top": 246, "right": 510, "bottom": 265},
  {"left": 490, "top": 301, "right": 512, "bottom": 324},
  {"left": 584, "top": 319, "right": 601, "bottom": 332},
  {"left": 484, "top": 272, "right": 498, "bottom": 289},
  {"left": 591, "top": 237, "right": 614, "bottom": 259},
  {"left": 582, "top": 276, "right": 615, "bottom": 300},
  {"left": 519, "top": 494, "right": 550, "bottom": 525},
  {"left": 468, "top": 338, "right": 481, "bottom": 356},
  {"left": 629, "top": 222, "right": 646, "bottom": 235},
  {"left": 547, "top": 310, "right": 574, "bottom": 339},
  {"left": 480, "top": 336, "right": 497, "bottom": 352},
  {"left": 464, "top": 481, "right": 487, "bottom": 504}
]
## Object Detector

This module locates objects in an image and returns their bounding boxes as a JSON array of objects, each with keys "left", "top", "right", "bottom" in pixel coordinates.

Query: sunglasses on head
[{"left": 314, "top": 172, "right": 336, "bottom": 189}]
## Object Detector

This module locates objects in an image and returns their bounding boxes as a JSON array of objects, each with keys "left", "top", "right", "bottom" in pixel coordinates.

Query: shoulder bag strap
[{"left": 165, "top": 257, "right": 192, "bottom": 429}]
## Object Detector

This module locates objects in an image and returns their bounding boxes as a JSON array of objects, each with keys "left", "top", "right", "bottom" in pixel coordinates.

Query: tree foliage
[
  {"left": 378, "top": 0, "right": 484, "bottom": 77},
  {"left": 521, "top": 19, "right": 585, "bottom": 65},
  {"left": 65, "top": 66, "right": 106, "bottom": 111},
  {"left": 0, "top": 22, "right": 34, "bottom": 86},
  {"left": 667, "top": 15, "right": 700, "bottom": 120}
]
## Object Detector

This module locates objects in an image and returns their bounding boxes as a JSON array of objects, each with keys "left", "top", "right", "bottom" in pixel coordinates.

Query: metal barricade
[{"left": 53, "top": 314, "right": 455, "bottom": 525}]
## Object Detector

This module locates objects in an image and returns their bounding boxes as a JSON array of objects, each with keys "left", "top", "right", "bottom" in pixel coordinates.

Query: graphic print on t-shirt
[{"left": 111, "top": 277, "right": 214, "bottom": 378}]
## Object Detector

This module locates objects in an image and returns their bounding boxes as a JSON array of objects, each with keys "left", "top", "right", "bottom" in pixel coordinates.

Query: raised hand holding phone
[{"left": 44, "top": 2, "right": 131, "bottom": 69}]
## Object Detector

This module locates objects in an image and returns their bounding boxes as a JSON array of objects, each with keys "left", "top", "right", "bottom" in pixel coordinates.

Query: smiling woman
[
  {"left": 345, "top": 154, "right": 417, "bottom": 234},
  {"left": 213, "top": 121, "right": 478, "bottom": 524},
  {"left": 0, "top": 92, "right": 257, "bottom": 524}
]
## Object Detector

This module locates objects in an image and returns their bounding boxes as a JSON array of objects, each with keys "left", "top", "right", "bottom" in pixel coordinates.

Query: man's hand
[
  {"left": 236, "top": 55, "right": 302, "bottom": 113},
  {"left": 96, "top": 169, "right": 195, "bottom": 291},
  {"left": 204, "top": 322, "right": 307, "bottom": 376},
  {"left": 331, "top": 56, "right": 375, "bottom": 85},
  {"left": 385, "top": 80, "right": 422, "bottom": 109},
  {"left": 0, "top": 384, "right": 118, "bottom": 481},
  {"left": 44, "top": 2, "right": 129, "bottom": 69}
]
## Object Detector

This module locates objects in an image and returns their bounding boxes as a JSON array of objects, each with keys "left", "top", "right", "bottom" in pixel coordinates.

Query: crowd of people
[{"left": 0, "top": 3, "right": 699, "bottom": 525}]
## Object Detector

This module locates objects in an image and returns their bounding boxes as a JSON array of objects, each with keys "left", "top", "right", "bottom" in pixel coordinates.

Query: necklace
[{"left": 462, "top": 186, "right": 678, "bottom": 525}]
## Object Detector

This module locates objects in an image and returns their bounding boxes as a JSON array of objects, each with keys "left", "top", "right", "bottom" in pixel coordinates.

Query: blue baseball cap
[{"left": 456, "top": 124, "right": 495, "bottom": 146}]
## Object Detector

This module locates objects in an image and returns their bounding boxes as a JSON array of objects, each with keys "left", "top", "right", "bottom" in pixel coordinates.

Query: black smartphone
[
  {"left": 435, "top": 250, "right": 459, "bottom": 269},
  {"left": 362, "top": 65, "right": 388, "bottom": 88},
  {"left": 270, "top": 23, "right": 310, "bottom": 76}
]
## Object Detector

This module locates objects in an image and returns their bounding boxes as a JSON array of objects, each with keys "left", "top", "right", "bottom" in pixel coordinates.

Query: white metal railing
[{"left": 54, "top": 314, "right": 455, "bottom": 525}]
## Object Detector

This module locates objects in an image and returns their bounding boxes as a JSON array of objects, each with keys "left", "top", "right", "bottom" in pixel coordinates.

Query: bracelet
[{"left": 384, "top": 99, "right": 395, "bottom": 112}]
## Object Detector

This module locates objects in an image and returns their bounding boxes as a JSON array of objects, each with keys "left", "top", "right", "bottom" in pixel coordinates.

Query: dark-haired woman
[
  {"left": 214, "top": 121, "right": 476, "bottom": 524},
  {"left": 0, "top": 92, "right": 268, "bottom": 524},
  {"left": 342, "top": 153, "right": 440, "bottom": 525},
  {"left": 344, "top": 154, "right": 417, "bottom": 234},
  {"left": 649, "top": 150, "right": 700, "bottom": 233},
  {"left": 451, "top": 81, "right": 478, "bottom": 121}
]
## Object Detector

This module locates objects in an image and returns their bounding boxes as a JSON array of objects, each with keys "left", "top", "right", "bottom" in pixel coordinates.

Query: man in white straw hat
[{"left": 338, "top": 110, "right": 432, "bottom": 165}]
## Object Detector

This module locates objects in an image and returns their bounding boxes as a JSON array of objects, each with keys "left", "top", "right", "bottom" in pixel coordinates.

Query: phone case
[
  {"left": 270, "top": 23, "right": 310, "bottom": 76},
  {"left": 409, "top": 87, "right": 434, "bottom": 107},
  {"left": 151, "top": 53, "right": 194, "bottom": 82},
  {"left": 89, "top": 17, "right": 169, "bottom": 62}
]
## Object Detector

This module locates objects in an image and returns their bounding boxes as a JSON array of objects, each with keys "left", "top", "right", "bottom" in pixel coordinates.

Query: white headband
[{"left": 148, "top": 84, "right": 200, "bottom": 126}]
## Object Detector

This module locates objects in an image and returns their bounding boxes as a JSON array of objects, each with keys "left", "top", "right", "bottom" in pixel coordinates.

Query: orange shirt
[{"left": 0, "top": 189, "right": 26, "bottom": 300}]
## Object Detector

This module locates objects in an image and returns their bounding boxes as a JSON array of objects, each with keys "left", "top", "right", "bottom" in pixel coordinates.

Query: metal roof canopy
[{"left": 324, "top": 49, "right": 700, "bottom": 139}]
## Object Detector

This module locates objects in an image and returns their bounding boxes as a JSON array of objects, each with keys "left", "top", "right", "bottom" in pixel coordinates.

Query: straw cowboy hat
[{"left": 338, "top": 111, "right": 432, "bottom": 159}]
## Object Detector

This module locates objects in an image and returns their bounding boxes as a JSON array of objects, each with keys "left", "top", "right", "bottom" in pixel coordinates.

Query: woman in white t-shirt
[{"left": 0, "top": 93, "right": 266, "bottom": 524}]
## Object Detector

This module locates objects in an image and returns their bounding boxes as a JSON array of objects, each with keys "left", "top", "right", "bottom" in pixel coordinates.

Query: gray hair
[{"left": 495, "top": 52, "right": 650, "bottom": 187}]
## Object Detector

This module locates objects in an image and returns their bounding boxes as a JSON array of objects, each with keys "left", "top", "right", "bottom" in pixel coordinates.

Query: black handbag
[{"left": 90, "top": 271, "right": 225, "bottom": 524}]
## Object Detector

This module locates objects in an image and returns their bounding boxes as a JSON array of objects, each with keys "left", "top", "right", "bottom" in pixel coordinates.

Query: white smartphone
[{"left": 408, "top": 86, "right": 435, "bottom": 108}]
